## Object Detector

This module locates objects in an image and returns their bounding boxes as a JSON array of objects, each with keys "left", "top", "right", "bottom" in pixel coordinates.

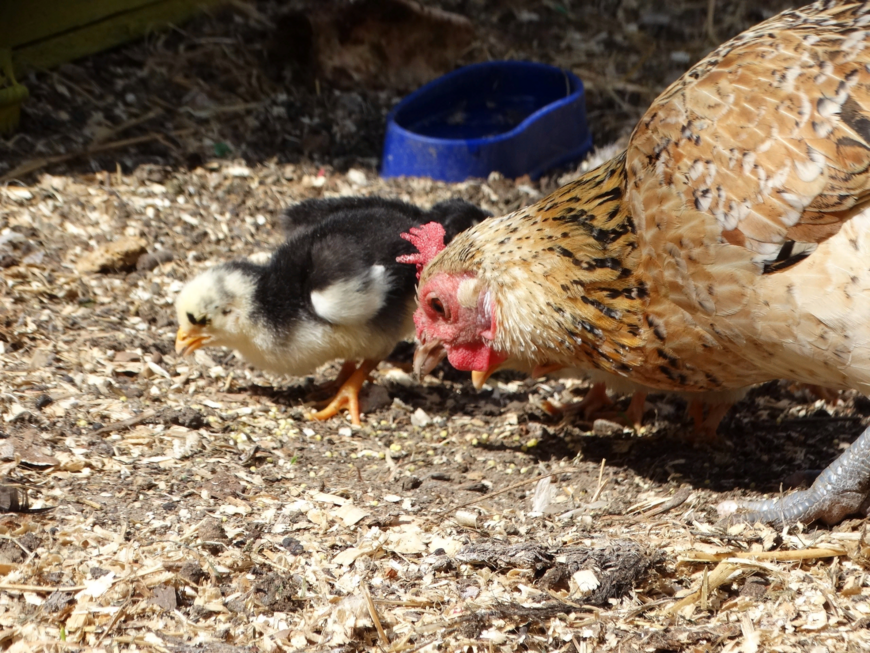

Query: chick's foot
[
  {"left": 309, "top": 360, "right": 379, "bottom": 426},
  {"left": 305, "top": 360, "right": 358, "bottom": 402},
  {"left": 718, "top": 423, "right": 870, "bottom": 526}
]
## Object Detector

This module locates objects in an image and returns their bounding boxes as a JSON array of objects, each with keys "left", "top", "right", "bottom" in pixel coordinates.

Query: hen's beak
[
  {"left": 175, "top": 326, "right": 211, "bottom": 357},
  {"left": 471, "top": 363, "right": 501, "bottom": 391},
  {"left": 413, "top": 338, "right": 446, "bottom": 381}
]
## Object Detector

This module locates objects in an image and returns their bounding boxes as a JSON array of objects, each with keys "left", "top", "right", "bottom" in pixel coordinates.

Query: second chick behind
[{"left": 175, "top": 196, "right": 489, "bottom": 425}]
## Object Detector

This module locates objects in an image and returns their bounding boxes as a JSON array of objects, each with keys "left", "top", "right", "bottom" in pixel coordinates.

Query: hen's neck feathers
[{"left": 424, "top": 154, "right": 650, "bottom": 375}]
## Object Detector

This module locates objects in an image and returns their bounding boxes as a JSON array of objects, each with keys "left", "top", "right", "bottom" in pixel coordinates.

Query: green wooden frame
[{"left": 0, "top": 0, "right": 226, "bottom": 133}]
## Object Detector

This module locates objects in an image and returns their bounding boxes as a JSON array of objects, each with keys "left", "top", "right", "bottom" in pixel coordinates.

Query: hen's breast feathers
[{"left": 425, "top": 0, "right": 870, "bottom": 394}]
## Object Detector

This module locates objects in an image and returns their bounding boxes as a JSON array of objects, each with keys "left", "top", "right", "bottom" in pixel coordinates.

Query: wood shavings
[{"left": 0, "top": 2, "right": 865, "bottom": 651}]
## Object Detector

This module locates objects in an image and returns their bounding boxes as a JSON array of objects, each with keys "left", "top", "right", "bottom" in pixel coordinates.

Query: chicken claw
[
  {"left": 718, "top": 424, "right": 870, "bottom": 526},
  {"left": 309, "top": 360, "right": 379, "bottom": 426}
]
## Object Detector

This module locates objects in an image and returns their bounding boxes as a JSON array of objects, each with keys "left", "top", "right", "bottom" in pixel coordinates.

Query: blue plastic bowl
[{"left": 381, "top": 61, "right": 592, "bottom": 182}]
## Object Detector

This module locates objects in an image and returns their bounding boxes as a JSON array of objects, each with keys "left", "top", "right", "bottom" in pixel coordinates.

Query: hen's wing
[
  {"left": 626, "top": 3, "right": 870, "bottom": 273},
  {"left": 628, "top": 1, "right": 870, "bottom": 323}
]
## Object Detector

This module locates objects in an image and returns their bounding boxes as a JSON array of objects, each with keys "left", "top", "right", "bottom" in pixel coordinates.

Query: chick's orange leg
[
  {"left": 309, "top": 359, "right": 379, "bottom": 426},
  {"left": 332, "top": 360, "right": 358, "bottom": 389}
]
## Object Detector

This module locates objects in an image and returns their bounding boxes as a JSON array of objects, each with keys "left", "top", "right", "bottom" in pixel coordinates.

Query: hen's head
[{"left": 398, "top": 222, "right": 507, "bottom": 385}]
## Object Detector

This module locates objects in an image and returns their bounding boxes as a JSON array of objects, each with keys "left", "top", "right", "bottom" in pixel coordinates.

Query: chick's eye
[{"left": 222, "top": 308, "right": 232, "bottom": 316}]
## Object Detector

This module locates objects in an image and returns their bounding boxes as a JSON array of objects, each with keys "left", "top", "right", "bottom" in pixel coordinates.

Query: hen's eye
[{"left": 428, "top": 297, "right": 445, "bottom": 316}]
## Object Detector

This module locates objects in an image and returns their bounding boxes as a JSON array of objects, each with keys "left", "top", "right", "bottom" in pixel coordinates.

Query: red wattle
[{"left": 446, "top": 342, "right": 507, "bottom": 372}]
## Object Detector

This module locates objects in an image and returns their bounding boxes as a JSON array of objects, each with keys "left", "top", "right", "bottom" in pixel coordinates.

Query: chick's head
[{"left": 174, "top": 264, "right": 257, "bottom": 357}]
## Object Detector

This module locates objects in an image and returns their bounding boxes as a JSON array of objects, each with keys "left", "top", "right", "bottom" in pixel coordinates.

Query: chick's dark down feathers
[{"left": 260, "top": 196, "right": 490, "bottom": 339}]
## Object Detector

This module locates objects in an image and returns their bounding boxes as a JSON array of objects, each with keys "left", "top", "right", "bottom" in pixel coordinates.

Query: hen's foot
[
  {"left": 308, "top": 360, "right": 379, "bottom": 426},
  {"left": 718, "top": 424, "right": 870, "bottom": 526},
  {"left": 543, "top": 382, "right": 612, "bottom": 420}
]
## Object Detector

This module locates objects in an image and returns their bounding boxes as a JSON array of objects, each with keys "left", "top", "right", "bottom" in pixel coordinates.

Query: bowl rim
[{"left": 385, "top": 60, "right": 585, "bottom": 147}]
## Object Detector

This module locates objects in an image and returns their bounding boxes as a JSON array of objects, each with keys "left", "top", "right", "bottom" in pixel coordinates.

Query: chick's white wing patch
[{"left": 311, "top": 265, "right": 390, "bottom": 325}]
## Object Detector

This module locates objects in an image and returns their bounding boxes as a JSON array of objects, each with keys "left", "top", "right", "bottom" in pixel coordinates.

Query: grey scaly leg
[{"left": 717, "top": 424, "right": 870, "bottom": 527}]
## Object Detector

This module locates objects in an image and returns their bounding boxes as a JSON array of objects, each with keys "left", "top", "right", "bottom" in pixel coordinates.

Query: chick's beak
[
  {"left": 175, "top": 326, "right": 210, "bottom": 357},
  {"left": 413, "top": 338, "right": 446, "bottom": 381}
]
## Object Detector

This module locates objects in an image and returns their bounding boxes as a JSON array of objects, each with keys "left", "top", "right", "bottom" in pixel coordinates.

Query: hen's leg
[
  {"left": 686, "top": 400, "right": 732, "bottom": 442},
  {"left": 566, "top": 382, "right": 613, "bottom": 419},
  {"left": 623, "top": 390, "right": 648, "bottom": 430},
  {"left": 309, "top": 359, "right": 379, "bottom": 426},
  {"left": 804, "top": 384, "right": 841, "bottom": 404},
  {"left": 718, "top": 423, "right": 870, "bottom": 526},
  {"left": 544, "top": 382, "right": 613, "bottom": 419}
]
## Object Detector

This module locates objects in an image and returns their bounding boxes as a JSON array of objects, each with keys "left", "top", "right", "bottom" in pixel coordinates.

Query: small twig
[
  {"left": 589, "top": 459, "right": 607, "bottom": 504},
  {"left": 362, "top": 583, "right": 390, "bottom": 646},
  {"left": 681, "top": 547, "right": 846, "bottom": 563},
  {"left": 706, "top": 0, "right": 719, "bottom": 43},
  {"left": 640, "top": 486, "right": 692, "bottom": 518},
  {"left": 0, "top": 583, "right": 86, "bottom": 592},
  {"left": 91, "top": 409, "right": 157, "bottom": 437},
  {"left": 94, "top": 594, "right": 133, "bottom": 646},
  {"left": 90, "top": 108, "right": 163, "bottom": 146},
  {"left": 1, "top": 130, "right": 194, "bottom": 183}
]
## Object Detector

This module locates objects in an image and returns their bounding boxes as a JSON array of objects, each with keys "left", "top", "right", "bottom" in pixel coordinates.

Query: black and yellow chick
[{"left": 175, "top": 196, "right": 489, "bottom": 425}]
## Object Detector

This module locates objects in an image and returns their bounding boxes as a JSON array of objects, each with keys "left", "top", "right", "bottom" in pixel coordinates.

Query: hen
[
  {"left": 175, "top": 196, "right": 487, "bottom": 426},
  {"left": 404, "top": 0, "right": 870, "bottom": 525}
]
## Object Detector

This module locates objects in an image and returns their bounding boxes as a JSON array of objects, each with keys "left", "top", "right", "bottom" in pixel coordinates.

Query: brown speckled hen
[{"left": 404, "top": 1, "right": 870, "bottom": 526}]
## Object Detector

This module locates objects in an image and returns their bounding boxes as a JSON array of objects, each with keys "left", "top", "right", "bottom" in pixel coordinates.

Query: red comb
[{"left": 397, "top": 222, "right": 447, "bottom": 279}]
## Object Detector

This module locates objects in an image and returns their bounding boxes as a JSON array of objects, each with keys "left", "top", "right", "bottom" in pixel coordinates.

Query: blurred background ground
[{"left": 3, "top": 1, "right": 870, "bottom": 652}]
